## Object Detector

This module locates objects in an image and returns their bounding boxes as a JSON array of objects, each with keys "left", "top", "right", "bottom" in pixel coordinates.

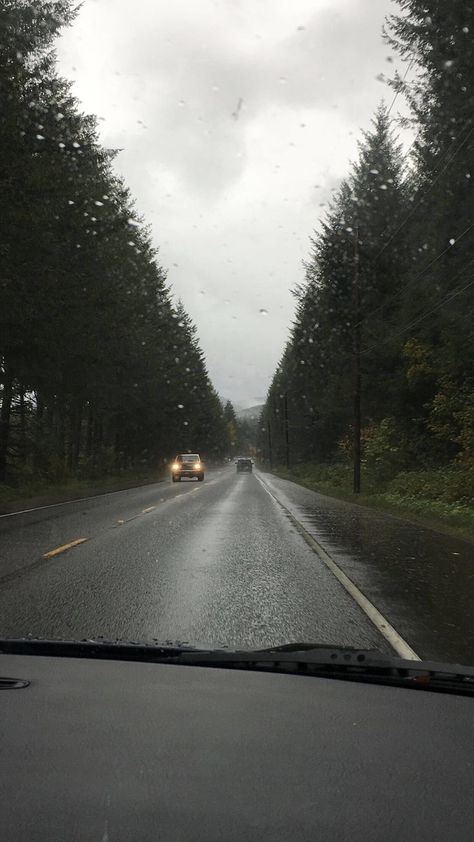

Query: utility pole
[
  {"left": 267, "top": 418, "right": 273, "bottom": 470},
  {"left": 353, "top": 226, "right": 361, "bottom": 494},
  {"left": 284, "top": 391, "right": 290, "bottom": 470}
]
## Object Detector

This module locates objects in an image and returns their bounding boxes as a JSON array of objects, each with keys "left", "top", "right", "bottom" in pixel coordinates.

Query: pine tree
[
  {"left": 270, "top": 105, "right": 411, "bottom": 470},
  {"left": 0, "top": 1, "right": 228, "bottom": 482},
  {"left": 385, "top": 0, "right": 474, "bottom": 467}
]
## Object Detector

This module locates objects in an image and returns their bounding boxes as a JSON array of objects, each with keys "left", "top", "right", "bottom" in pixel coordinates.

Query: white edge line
[{"left": 256, "top": 472, "right": 420, "bottom": 661}]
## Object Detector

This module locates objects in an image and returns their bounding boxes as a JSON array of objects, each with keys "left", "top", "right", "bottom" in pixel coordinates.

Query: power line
[
  {"left": 387, "top": 58, "right": 415, "bottom": 117},
  {"left": 373, "top": 122, "right": 474, "bottom": 264},
  {"left": 359, "top": 267, "right": 474, "bottom": 357},
  {"left": 359, "top": 122, "right": 471, "bottom": 279},
  {"left": 347, "top": 126, "right": 474, "bottom": 331},
  {"left": 353, "top": 224, "right": 474, "bottom": 330}
]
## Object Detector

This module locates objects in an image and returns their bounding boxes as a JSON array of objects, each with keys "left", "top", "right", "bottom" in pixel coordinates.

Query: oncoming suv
[{"left": 171, "top": 453, "right": 204, "bottom": 482}]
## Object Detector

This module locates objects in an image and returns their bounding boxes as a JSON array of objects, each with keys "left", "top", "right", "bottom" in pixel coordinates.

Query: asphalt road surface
[{"left": 0, "top": 466, "right": 472, "bottom": 663}]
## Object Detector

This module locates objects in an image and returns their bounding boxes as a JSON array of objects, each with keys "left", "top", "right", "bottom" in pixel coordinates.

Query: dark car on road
[
  {"left": 236, "top": 457, "right": 253, "bottom": 473},
  {"left": 171, "top": 453, "right": 204, "bottom": 482}
]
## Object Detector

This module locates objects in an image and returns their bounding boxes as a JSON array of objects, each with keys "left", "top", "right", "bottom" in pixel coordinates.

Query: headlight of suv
[
  {"left": 194, "top": 462, "right": 201, "bottom": 470},
  {"left": 172, "top": 463, "right": 180, "bottom": 471}
]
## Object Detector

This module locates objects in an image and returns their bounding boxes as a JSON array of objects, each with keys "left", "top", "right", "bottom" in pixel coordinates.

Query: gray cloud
[{"left": 57, "top": 0, "right": 411, "bottom": 406}]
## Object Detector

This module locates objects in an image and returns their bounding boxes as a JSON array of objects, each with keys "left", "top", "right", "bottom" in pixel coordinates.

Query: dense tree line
[
  {"left": 0, "top": 1, "right": 228, "bottom": 484},
  {"left": 258, "top": 0, "right": 474, "bottom": 499}
]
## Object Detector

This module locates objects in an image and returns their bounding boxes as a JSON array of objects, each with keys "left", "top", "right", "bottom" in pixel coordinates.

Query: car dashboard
[{"left": 0, "top": 652, "right": 472, "bottom": 841}]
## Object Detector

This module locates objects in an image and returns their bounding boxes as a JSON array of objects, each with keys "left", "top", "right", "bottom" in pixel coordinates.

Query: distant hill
[{"left": 236, "top": 404, "right": 264, "bottom": 421}]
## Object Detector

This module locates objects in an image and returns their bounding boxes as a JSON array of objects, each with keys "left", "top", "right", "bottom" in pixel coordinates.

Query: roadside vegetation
[
  {"left": 272, "top": 462, "right": 474, "bottom": 542},
  {"left": 258, "top": 1, "right": 474, "bottom": 538},
  {"left": 0, "top": 468, "right": 169, "bottom": 514}
]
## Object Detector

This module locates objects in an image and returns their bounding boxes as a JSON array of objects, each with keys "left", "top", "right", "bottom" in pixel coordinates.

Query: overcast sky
[{"left": 57, "top": 0, "right": 411, "bottom": 409}]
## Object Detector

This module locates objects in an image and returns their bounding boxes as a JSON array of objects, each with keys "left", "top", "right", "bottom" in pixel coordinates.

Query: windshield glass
[{"left": 0, "top": 0, "right": 473, "bottom": 666}]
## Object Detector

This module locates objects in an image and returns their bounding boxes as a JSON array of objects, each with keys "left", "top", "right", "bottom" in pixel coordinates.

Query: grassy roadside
[
  {"left": 0, "top": 470, "right": 168, "bottom": 515},
  {"left": 269, "top": 465, "right": 474, "bottom": 544}
]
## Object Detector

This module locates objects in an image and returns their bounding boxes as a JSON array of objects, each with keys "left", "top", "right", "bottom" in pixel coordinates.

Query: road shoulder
[
  {"left": 0, "top": 474, "right": 166, "bottom": 516},
  {"left": 259, "top": 470, "right": 474, "bottom": 664},
  {"left": 269, "top": 468, "right": 474, "bottom": 545}
]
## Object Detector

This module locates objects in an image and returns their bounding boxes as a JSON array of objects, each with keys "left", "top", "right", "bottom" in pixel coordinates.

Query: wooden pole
[{"left": 353, "top": 226, "right": 361, "bottom": 494}]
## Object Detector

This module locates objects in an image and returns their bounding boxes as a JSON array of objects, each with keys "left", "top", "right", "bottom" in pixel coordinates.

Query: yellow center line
[
  {"left": 118, "top": 489, "right": 203, "bottom": 525},
  {"left": 42, "top": 538, "right": 88, "bottom": 559}
]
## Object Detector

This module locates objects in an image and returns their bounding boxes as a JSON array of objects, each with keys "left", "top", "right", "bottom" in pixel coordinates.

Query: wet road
[{"left": 0, "top": 466, "right": 472, "bottom": 662}]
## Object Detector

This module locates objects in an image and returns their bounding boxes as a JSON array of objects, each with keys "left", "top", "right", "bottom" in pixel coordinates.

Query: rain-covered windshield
[{"left": 0, "top": 1, "right": 473, "bottom": 666}]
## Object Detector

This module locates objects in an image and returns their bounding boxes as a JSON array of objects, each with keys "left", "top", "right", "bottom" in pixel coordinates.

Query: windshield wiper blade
[
  {"left": 0, "top": 637, "right": 376, "bottom": 661},
  {"left": 174, "top": 644, "right": 474, "bottom": 696},
  {"left": 0, "top": 637, "right": 209, "bottom": 660},
  {"left": 1, "top": 638, "right": 473, "bottom": 696}
]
